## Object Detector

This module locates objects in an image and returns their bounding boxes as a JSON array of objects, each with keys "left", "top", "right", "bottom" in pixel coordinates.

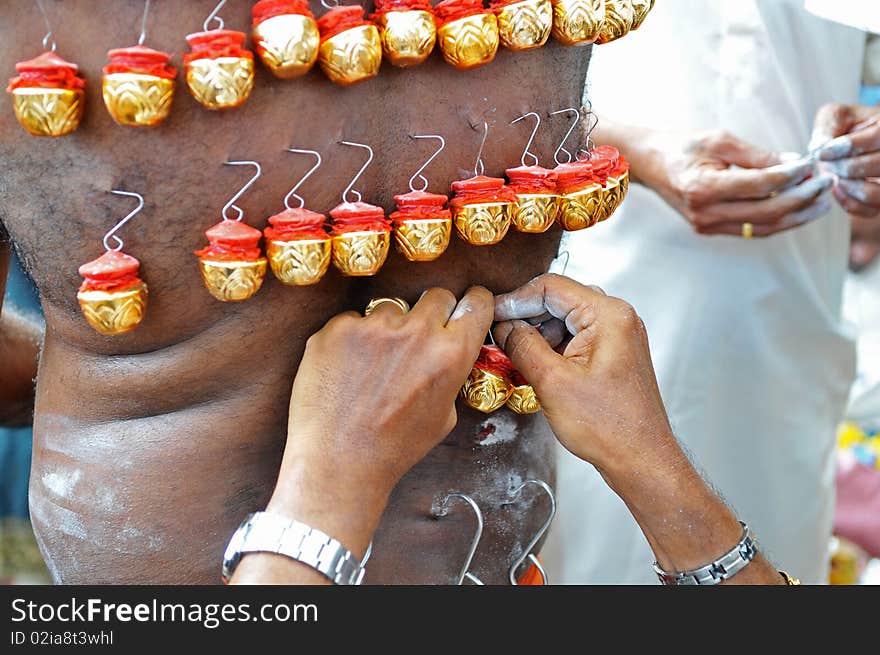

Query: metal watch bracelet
[
  {"left": 222, "top": 512, "right": 366, "bottom": 585},
  {"left": 652, "top": 521, "right": 757, "bottom": 585}
]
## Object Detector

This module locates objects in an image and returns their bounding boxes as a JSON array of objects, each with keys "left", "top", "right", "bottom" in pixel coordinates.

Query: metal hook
[
  {"left": 283, "top": 149, "right": 322, "bottom": 210},
  {"left": 550, "top": 108, "right": 581, "bottom": 166},
  {"left": 408, "top": 134, "right": 446, "bottom": 193},
  {"left": 320, "top": 0, "right": 340, "bottom": 8},
  {"left": 339, "top": 141, "right": 374, "bottom": 204},
  {"left": 507, "top": 479, "right": 556, "bottom": 585},
  {"left": 222, "top": 161, "right": 262, "bottom": 222},
  {"left": 103, "top": 190, "right": 145, "bottom": 252},
  {"left": 138, "top": 0, "right": 151, "bottom": 45},
  {"left": 556, "top": 250, "right": 571, "bottom": 277},
  {"left": 35, "top": 0, "right": 57, "bottom": 52},
  {"left": 472, "top": 122, "right": 489, "bottom": 178},
  {"left": 577, "top": 102, "right": 599, "bottom": 161},
  {"left": 432, "top": 493, "right": 485, "bottom": 586},
  {"left": 511, "top": 112, "right": 541, "bottom": 168},
  {"left": 204, "top": 0, "right": 227, "bottom": 32}
]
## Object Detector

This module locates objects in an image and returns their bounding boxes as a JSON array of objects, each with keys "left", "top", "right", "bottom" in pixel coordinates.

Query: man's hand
[
  {"left": 493, "top": 275, "right": 785, "bottom": 583},
  {"left": 812, "top": 104, "right": 880, "bottom": 269},
  {"left": 639, "top": 128, "right": 833, "bottom": 237},
  {"left": 493, "top": 274, "right": 674, "bottom": 478}
]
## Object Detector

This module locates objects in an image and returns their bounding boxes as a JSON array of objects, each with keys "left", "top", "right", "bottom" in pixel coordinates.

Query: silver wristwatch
[
  {"left": 222, "top": 512, "right": 366, "bottom": 585},
  {"left": 652, "top": 521, "right": 757, "bottom": 586}
]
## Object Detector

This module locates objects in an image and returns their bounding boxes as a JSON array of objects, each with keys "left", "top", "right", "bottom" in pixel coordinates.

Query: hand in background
[
  {"left": 812, "top": 104, "right": 880, "bottom": 270},
  {"left": 634, "top": 127, "right": 833, "bottom": 237}
]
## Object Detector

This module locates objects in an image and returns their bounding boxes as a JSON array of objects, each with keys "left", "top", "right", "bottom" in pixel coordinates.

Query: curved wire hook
[
  {"left": 507, "top": 479, "right": 556, "bottom": 585},
  {"left": 408, "top": 134, "right": 446, "bottom": 193},
  {"left": 320, "top": 0, "right": 340, "bottom": 8},
  {"left": 472, "top": 122, "right": 489, "bottom": 177},
  {"left": 138, "top": 0, "right": 151, "bottom": 45},
  {"left": 222, "top": 161, "right": 262, "bottom": 222},
  {"left": 511, "top": 112, "right": 541, "bottom": 168},
  {"left": 104, "top": 190, "right": 145, "bottom": 252},
  {"left": 550, "top": 108, "right": 580, "bottom": 166},
  {"left": 204, "top": 0, "right": 227, "bottom": 31},
  {"left": 283, "top": 149, "right": 322, "bottom": 210},
  {"left": 35, "top": 0, "right": 57, "bottom": 52},
  {"left": 577, "top": 102, "right": 599, "bottom": 161},
  {"left": 339, "top": 141, "right": 374, "bottom": 204},
  {"left": 432, "top": 492, "right": 485, "bottom": 586}
]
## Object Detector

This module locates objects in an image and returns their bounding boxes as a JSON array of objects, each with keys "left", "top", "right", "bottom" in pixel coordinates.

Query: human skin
[
  {"left": 0, "top": 1, "right": 588, "bottom": 583},
  {"left": 810, "top": 104, "right": 880, "bottom": 269},
  {"left": 592, "top": 119, "right": 833, "bottom": 237},
  {"left": 0, "top": 239, "right": 42, "bottom": 427},
  {"left": 233, "top": 278, "right": 783, "bottom": 585}
]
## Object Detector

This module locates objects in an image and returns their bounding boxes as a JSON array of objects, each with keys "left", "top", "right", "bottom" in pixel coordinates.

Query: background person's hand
[
  {"left": 812, "top": 103, "right": 880, "bottom": 220},
  {"left": 493, "top": 274, "right": 675, "bottom": 478},
  {"left": 639, "top": 128, "right": 833, "bottom": 237},
  {"left": 268, "top": 287, "right": 494, "bottom": 553}
]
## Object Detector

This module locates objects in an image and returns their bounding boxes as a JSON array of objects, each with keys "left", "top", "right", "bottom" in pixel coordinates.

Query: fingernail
[
  {"left": 838, "top": 178, "right": 868, "bottom": 203},
  {"left": 818, "top": 135, "right": 852, "bottom": 161}
]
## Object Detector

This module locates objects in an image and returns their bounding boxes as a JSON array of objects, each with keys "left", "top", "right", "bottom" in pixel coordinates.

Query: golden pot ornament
[
  {"left": 184, "top": 30, "right": 255, "bottom": 110},
  {"left": 435, "top": 0, "right": 500, "bottom": 70},
  {"left": 102, "top": 45, "right": 177, "bottom": 127},
  {"left": 630, "top": 0, "right": 654, "bottom": 30},
  {"left": 195, "top": 219, "right": 267, "bottom": 301},
  {"left": 505, "top": 165, "right": 559, "bottom": 233},
  {"left": 507, "top": 372, "right": 541, "bottom": 414},
  {"left": 264, "top": 207, "right": 332, "bottom": 286},
  {"left": 317, "top": 6, "right": 382, "bottom": 85},
  {"left": 596, "top": 0, "right": 634, "bottom": 44},
  {"left": 77, "top": 250, "right": 148, "bottom": 336},
  {"left": 461, "top": 345, "right": 514, "bottom": 413},
  {"left": 330, "top": 201, "right": 392, "bottom": 276},
  {"left": 372, "top": 0, "right": 438, "bottom": 67},
  {"left": 7, "top": 51, "right": 85, "bottom": 137},
  {"left": 251, "top": 0, "right": 320, "bottom": 79},
  {"left": 493, "top": 0, "right": 553, "bottom": 51},
  {"left": 450, "top": 175, "right": 517, "bottom": 246},
  {"left": 592, "top": 145, "right": 630, "bottom": 221},
  {"left": 550, "top": 0, "right": 604, "bottom": 46},
  {"left": 391, "top": 191, "right": 453, "bottom": 262}
]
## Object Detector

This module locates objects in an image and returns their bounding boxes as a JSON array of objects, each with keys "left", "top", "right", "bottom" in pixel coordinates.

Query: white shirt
[{"left": 544, "top": 0, "right": 866, "bottom": 584}]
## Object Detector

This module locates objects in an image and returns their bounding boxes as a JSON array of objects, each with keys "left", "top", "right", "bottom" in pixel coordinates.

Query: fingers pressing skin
[
  {"left": 494, "top": 273, "right": 608, "bottom": 326},
  {"left": 446, "top": 285, "right": 494, "bottom": 352},
  {"left": 698, "top": 195, "right": 833, "bottom": 237},
  {"left": 408, "top": 287, "right": 458, "bottom": 324}
]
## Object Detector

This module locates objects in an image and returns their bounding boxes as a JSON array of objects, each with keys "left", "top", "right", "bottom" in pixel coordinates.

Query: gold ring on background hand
[
  {"left": 365, "top": 297, "right": 411, "bottom": 317},
  {"left": 742, "top": 222, "right": 754, "bottom": 239}
]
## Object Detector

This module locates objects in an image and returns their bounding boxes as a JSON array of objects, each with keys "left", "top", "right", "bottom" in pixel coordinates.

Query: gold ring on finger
[{"left": 365, "top": 297, "right": 411, "bottom": 317}]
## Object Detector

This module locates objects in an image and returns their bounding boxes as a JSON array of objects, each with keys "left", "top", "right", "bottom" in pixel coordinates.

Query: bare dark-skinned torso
[{"left": 0, "top": 0, "right": 589, "bottom": 584}]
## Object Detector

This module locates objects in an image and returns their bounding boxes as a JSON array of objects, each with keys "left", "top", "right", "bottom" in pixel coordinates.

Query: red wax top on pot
[
  {"left": 390, "top": 191, "right": 451, "bottom": 222},
  {"left": 584, "top": 145, "right": 621, "bottom": 185},
  {"left": 104, "top": 45, "right": 177, "bottom": 79},
  {"left": 505, "top": 165, "right": 558, "bottom": 194},
  {"left": 253, "top": 0, "right": 315, "bottom": 26},
  {"left": 184, "top": 30, "right": 253, "bottom": 64},
  {"left": 554, "top": 160, "right": 599, "bottom": 194},
  {"left": 474, "top": 344, "right": 515, "bottom": 379},
  {"left": 195, "top": 219, "right": 263, "bottom": 261},
  {"left": 264, "top": 207, "right": 329, "bottom": 241},
  {"left": 78, "top": 250, "right": 143, "bottom": 293},
  {"left": 450, "top": 175, "right": 517, "bottom": 206},
  {"left": 317, "top": 6, "right": 373, "bottom": 43},
  {"left": 7, "top": 51, "right": 86, "bottom": 92},
  {"left": 373, "top": 0, "right": 434, "bottom": 14},
  {"left": 434, "top": 0, "right": 489, "bottom": 27},
  {"left": 329, "top": 201, "right": 392, "bottom": 235}
]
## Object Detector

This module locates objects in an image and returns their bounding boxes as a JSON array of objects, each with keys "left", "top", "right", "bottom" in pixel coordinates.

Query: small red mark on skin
[{"left": 474, "top": 424, "right": 496, "bottom": 442}]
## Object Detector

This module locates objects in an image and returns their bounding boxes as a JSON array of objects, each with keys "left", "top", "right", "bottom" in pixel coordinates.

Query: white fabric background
[{"left": 544, "top": 0, "right": 866, "bottom": 584}]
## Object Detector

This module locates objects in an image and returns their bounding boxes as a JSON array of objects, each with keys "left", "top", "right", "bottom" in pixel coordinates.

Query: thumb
[
  {"left": 711, "top": 133, "right": 781, "bottom": 169},
  {"left": 494, "top": 320, "right": 564, "bottom": 390}
]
